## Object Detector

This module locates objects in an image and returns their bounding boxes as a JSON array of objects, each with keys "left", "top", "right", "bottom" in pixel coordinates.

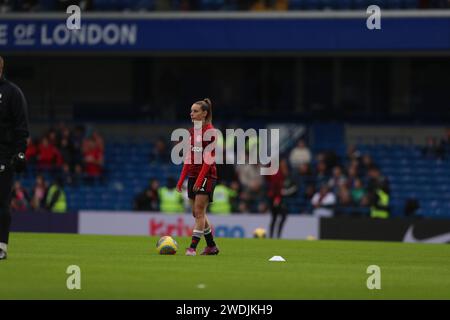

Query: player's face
[{"left": 190, "top": 103, "right": 207, "bottom": 122}]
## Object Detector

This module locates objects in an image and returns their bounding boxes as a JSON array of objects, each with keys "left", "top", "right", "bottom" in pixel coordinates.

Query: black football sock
[
  {"left": 190, "top": 230, "right": 203, "bottom": 249},
  {"left": 204, "top": 227, "right": 216, "bottom": 247},
  {"left": 0, "top": 208, "right": 11, "bottom": 244}
]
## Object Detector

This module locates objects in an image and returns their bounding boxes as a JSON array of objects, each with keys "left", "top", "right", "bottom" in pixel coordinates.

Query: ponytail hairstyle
[{"left": 195, "top": 98, "right": 213, "bottom": 124}]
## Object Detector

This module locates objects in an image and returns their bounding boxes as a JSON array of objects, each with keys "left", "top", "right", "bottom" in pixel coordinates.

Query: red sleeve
[
  {"left": 177, "top": 163, "right": 190, "bottom": 189},
  {"left": 194, "top": 142, "right": 215, "bottom": 188}
]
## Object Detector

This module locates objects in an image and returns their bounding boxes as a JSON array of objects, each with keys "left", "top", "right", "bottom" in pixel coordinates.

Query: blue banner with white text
[{"left": 1, "top": 15, "right": 450, "bottom": 52}]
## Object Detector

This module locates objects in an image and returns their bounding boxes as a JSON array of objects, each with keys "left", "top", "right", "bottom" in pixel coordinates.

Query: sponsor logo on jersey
[{"left": 191, "top": 146, "right": 203, "bottom": 152}]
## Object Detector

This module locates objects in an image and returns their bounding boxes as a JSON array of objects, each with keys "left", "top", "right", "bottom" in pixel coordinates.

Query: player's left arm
[{"left": 10, "top": 86, "right": 30, "bottom": 172}]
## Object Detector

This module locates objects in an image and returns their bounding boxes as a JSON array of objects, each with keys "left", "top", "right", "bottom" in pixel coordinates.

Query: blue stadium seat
[
  {"left": 321, "top": 0, "right": 335, "bottom": 9},
  {"left": 18, "top": 138, "right": 450, "bottom": 216},
  {"left": 370, "top": 0, "right": 388, "bottom": 8},
  {"left": 288, "top": 0, "right": 303, "bottom": 9},
  {"left": 39, "top": 0, "right": 56, "bottom": 10},
  {"left": 403, "top": 0, "right": 418, "bottom": 8},
  {"left": 335, "top": 0, "right": 352, "bottom": 9},
  {"left": 94, "top": 0, "right": 120, "bottom": 10},
  {"left": 303, "top": 0, "right": 321, "bottom": 10},
  {"left": 387, "top": 0, "right": 402, "bottom": 8},
  {"left": 353, "top": 0, "right": 369, "bottom": 9}
]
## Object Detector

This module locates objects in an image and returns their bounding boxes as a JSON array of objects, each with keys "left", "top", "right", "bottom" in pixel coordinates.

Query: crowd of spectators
[
  {"left": 11, "top": 174, "right": 67, "bottom": 213},
  {"left": 421, "top": 129, "right": 450, "bottom": 160},
  {"left": 1, "top": 0, "right": 449, "bottom": 13},
  {"left": 25, "top": 123, "right": 104, "bottom": 184},
  {"left": 11, "top": 123, "right": 105, "bottom": 212},
  {"left": 134, "top": 134, "right": 391, "bottom": 217},
  {"left": 15, "top": 124, "right": 450, "bottom": 215}
]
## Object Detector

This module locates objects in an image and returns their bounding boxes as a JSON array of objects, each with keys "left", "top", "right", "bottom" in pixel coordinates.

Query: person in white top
[
  {"left": 311, "top": 184, "right": 336, "bottom": 218},
  {"left": 289, "top": 139, "right": 312, "bottom": 168}
]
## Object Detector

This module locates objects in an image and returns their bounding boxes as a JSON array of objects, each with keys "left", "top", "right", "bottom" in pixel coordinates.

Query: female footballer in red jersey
[{"left": 176, "top": 98, "right": 219, "bottom": 256}]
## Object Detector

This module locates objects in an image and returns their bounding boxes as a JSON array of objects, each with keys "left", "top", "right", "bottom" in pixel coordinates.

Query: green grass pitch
[{"left": 1, "top": 232, "right": 450, "bottom": 299}]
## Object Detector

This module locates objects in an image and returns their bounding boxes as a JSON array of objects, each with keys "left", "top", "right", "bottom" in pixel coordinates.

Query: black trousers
[
  {"left": 269, "top": 200, "right": 288, "bottom": 239},
  {"left": 0, "top": 160, "right": 13, "bottom": 244}
]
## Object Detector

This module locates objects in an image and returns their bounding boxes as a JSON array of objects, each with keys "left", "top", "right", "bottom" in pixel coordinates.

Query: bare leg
[
  {"left": 193, "top": 194, "right": 209, "bottom": 232},
  {"left": 191, "top": 198, "right": 210, "bottom": 229}
]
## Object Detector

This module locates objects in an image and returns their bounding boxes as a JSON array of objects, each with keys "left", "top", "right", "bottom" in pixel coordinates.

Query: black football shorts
[{"left": 188, "top": 177, "right": 216, "bottom": 203}]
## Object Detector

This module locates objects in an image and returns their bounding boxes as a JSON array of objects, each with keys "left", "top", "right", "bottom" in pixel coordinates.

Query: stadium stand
[
  {"left": 13, "top": 124, "right": 450, "bottom": 219},
  {"left": 0, "top": 0, "right": 449, "bottom": 12}
]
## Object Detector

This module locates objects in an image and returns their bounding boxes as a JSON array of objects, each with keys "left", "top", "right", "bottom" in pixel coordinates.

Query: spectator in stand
[
  {"left": 134, "top": 179, "right": 160, "bottom": 212},
  {"left": 47, "top": 128, "right": 58, "bottom": 146},
  {"left": 311, "top": 184, "right": 336, "bottom": 217},
  {"left": 45, "top": 177, "right": 67, "bottom": 213},
  {"left": 293, "top": 163, "right": 315, "bottom": 205},
  {"left": 91, "top": 131, "right": 104, "bottom": 152},
  {"left": 351, "top": 178, "right": 367, "bottom": 207},
  {"left": 328, "top": 165, "right": 347, "bottom": 192},
  {"left": 422, "top": 137, "right": 445, "bottom": 160},
  {"left": 404, "top": 198, "right": 420, "bottom": 217},
  {"left": 0, "top": 0, "right": 13, "bottom": 13},
  {"left": 61, "top": 125, "right": 72, "bottom": 140},
  {"left": 367, "top": 165, "right": 390, "bottom": 195},
  {"left": 236, "top": 158, "right": 267, "bottom": 213},
  {"left": 295, "top": 163, "right": 315, "bottom": 185},
  {"left": 370, "top": 186, "right": 390, "bottom": 219},
  {"left": 349, "top": 158, "right": 362, "bottom": 176},
  {"left": 83, "top": 137, "right": 104, "bottom": 180},
  {"left": 336, "top": 185, "right": 352, "bottom": 216},
  {"left": 274, "top": 0, "right": 288, "bottom": 10},
  {"left": 72, "top": 125, "right": 85, "bottom": 168},
  {"left": 250, "top": 0, "right": 287, "bottom": 10},
  {"left": 346, "top": 145, "right": 362, "bottom": 163},
  {"left": 289, "top": 139, "right": 312, "bottom": 168},
  {"left": 304, "top": 184, "right": 316, "bottom": 207},
  {"left": 13, "top": 0, "right": 38, "bottom": 11},
  {"left": 360, "top": 154, "right": 375, "bottom": 176},
  {"left": 321, "top": 150, "right": 339, "bottom": 173},
  {"left": 61, "top": 163, "right": 74, "bottom": 186},
  {"left": 82, "top": 129, "right": 98, "bottom": 154},
  {"left": 158, "top": 177, "right": 184, "bottom": 214},
  {"left": 346, "top": 164, "right": 359, "bottom": 189},
  {"left": 11, "top": 181, "right": 30, "bottom": 211},
  {"left": 59, "top": 137, "right": 74, "bottom": 169},
  {"left": 209, "top": 182, "right": 236, "bottom": 215},
  {"left": 315, "top": 160, "right": 329, "bottom": 188},
  {"left": 72, "top": 164, "right": 83, "bottom": 185},
  {"left": 150, "top": 137, "right": 170, "bottom": 164},
  {"left": 440, "top": 128, "right": 450, "bottom": 151},
  {"left": 238, "top": 181, "right": 268, "bottom": 213},
  {"left": 55, "top": 122, "right": 68, "bottom": 140},
  {"left": 30, "top": 174, "right": 47, "bottom": 211},
  {"left": 25, "top": 137, "right": 38, "bottom": 167},
  {"left": 37, "top": 136, "right": 63, "bottom": 172},
  {"left": 228, "top": 180, "right": 240, "bottom": 212},
  {"left": 55, "top": 0, "right": 92, "bottom": 11},
  {"left": 235, "top": 156, "right": 263, "bottom": 191}
]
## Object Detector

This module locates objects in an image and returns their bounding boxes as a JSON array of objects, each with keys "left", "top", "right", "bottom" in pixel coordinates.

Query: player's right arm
[
  {"left": 176, "top": 162, "right": 190, "bottom": 192},
  {"left": 177, "top": 143, "right": 192, "bottom": 192}
]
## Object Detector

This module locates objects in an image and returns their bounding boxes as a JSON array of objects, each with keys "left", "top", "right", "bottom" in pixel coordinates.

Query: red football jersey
[{"left": 187, "top": 123, "right": 217, "bottom": 179}]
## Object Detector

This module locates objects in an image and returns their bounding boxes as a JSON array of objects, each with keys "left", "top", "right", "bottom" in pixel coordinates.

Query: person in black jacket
[{"left": 0, "top": 56, "right": 30, "bottom": 260}]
